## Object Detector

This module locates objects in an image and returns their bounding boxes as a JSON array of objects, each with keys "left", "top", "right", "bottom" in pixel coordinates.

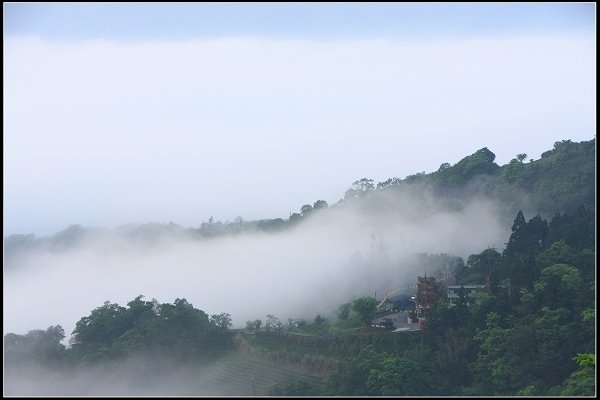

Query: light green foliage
[
  {"left": 532, "top": 307, "right": 575, "bottom": 386},
  {"left": 555, "top": 353, "right": 596, "bottom": 396},
  {"left": 574, "top": 353, "right": 595, "bottom": 368},
  {"left": 516, "top": 385, "right": 537, "bottom": 396},
  {"left": 502, "top": 158, "right": 525, "bottom": 183},
  {"left": 581, "top": 308, "right": 595, "bottom": 323},
  {"left": 471, "top": 312, "right": 541, "bottom": 395},
  {"left": 351, "top": 297, "right": 378, "bottom": 325},
  {"left": 535, "top": 240, "right": 578, "bottom": 269},
  {"left": 534, "top": 264, "right": 581, "bottom": 309},
  {"left": 366, "top": 356, "right": 432, "bottom": 396}
]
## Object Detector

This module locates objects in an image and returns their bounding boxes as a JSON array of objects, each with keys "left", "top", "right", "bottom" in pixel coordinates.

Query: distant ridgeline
[{"left": 4, "top": 138, "right": 595, "bottom": 261}]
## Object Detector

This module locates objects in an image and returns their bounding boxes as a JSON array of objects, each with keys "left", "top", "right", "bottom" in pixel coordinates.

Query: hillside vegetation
[{"left": 4, "top": 138, "right": 595, "bottom": 396}]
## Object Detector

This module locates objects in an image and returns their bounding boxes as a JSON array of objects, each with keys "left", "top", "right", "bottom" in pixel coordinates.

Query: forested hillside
[
  {"left": 4, "top": 138, "right": 595, "bottom": 396},
  {"left": 268, "top": 205, "right": 595, "bottom": 396}
]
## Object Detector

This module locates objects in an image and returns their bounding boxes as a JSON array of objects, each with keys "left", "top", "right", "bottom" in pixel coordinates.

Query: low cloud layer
[
  {"left": 4, "top": 34, "right": 595, "bottom": 236},
  {"left": 5, "top": 188, "right": 509, "bottom": 340}
]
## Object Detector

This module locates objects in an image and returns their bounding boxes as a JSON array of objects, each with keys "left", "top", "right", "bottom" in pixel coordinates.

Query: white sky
[{"left": 3, "top": 4, "right": 596, "bottom": 236}]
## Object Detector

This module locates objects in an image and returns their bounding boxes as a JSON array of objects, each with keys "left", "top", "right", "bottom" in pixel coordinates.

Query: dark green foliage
[
  {"left": 534, "top": 264, "right": 582, "bottom": 310},
  {"left": 503, "top": 211, "right": 549, "bottom": 289},
  {"left": 447, "top": 147, "right": 499, "bottom": 183},
  {"left": 459, "top": 248, "right": 500, "bottom": 285},
  {"left": 67, "top": 296, "right": 232, "bottom": 364},
  {"left": 548, "top": 205, "right": 595, "bottom": 251}
]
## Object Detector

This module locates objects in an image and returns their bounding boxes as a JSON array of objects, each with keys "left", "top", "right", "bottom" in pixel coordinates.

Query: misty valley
[{"left": 4, "top": 139, "right": 595, "bottom": 396}]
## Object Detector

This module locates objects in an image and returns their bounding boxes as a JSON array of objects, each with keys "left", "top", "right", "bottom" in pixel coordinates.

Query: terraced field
[
  {"left": 160, "top": 346, "right": 323, "bottom": 396},
  {"left": 5, "top": 345, "right": 323, "bottom": 396}
]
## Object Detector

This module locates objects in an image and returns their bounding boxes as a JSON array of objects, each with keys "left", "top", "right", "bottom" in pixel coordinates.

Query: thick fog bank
[{"left": 4, "top": 189, "right": 508, "bottom": 339}]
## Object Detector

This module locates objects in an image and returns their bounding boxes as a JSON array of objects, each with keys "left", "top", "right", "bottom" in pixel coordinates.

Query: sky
[{"left": 3, "top": 3, "right": 596, "bottom": 237}]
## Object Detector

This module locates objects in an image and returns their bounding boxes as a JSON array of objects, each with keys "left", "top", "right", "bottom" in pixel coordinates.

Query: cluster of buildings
[{"left": 374, "top": 275, "right": 486, "bottom": 332}]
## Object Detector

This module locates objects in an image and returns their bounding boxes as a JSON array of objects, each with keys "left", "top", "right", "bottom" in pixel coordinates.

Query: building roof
[{"left": 447, "top": 284, "right": 486, "bottom": 289}]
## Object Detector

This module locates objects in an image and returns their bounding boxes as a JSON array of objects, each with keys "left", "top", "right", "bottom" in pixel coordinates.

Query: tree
[
  {"left": 557, "top": 354, "right": 595, "bottom": 396},
  {"left": 376, "top": 177, "right": 401, "bottom": 188},
  {"left": 266, "top": 314, "right": 282, "bottom": 332},
  {"left": 471, "top": 312, "right": 536, "bottom": 394},
  {"left": 313, "top": 200, "right": 328, "bottom": 210},
  {"left": 210, "top": 313, "right": 232, "bottom": 330},
  {"left": 337, "top": 303, "right": 352, "bottom": 321},
  {"left": 352, "top": 178, "right": 375, "bottom": 193},
  {"left": 533, "top": 307, "right": 575, "bottom": 387},
  {"left": 257, "top": 218, "right": 286, "bottom": 231},
  {"left": 504, "top": 212, "right": 549, "bottom": 289},
  {"left": 70, "top": 300, "right": 129, "bottom": 353},
  {"left": 535, "top": 240, "right": 578, "bottom": 270},
  {"left": 289, "top": 212, "right": 302, "bottom": 224},
  {"left": 352, "top": 297, "right": 378, "bottom": 325},
  {"left": 5, "top": 325, "right": 66, "bottom": 366},
  {"left": 516, "top": 153, "right": 527, "bottom": 163},
  {"left": 367, "top": 356, "right": 433, "bottom": 396},
  {"left": 533, "top": 263, "right": 581, "bottom": 310},
  {"left": 344, "top": 188, "right": 357, "bottom": 200},
  {"left": 438, "top": 162, "right": 451, "bottom": 171},
  {"left": 300, "top": 204, "right": 313, "bottom": 216},
  {"left": 253, "top": 319, "right": 262, "bottom": 332},
  {"left": 511, "top": 210, "right": 526, "bottom": 234},
  {"left": 502, "top": 158, "right": 525, "bottom": 183}
]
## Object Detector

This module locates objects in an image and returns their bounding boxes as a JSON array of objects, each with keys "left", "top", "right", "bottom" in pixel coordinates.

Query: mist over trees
[
  {"left": 5, "top": 139, "right": 594, "bottom": 262},
  {"left": 4, "top": 138, "right": 595, "bottom": 396}
]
